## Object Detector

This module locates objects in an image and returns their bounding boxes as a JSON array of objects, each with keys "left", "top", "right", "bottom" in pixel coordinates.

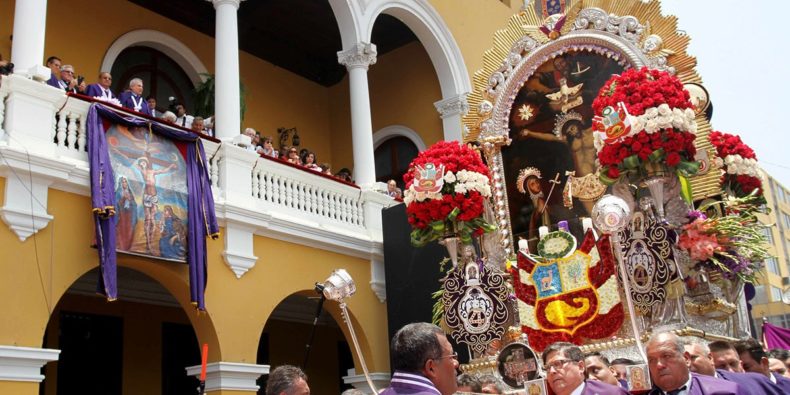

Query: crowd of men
[{"left": 264, "top": 322, "right": 790, "bottom": 395}]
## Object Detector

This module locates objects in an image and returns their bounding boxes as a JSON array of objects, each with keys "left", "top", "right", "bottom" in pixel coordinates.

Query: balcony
[{"left": 0, "top": 74, "right": 397, "bottom": 289}]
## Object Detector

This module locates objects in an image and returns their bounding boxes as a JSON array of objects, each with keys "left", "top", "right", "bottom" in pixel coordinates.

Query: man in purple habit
[
  {"left": 647, "top": 332, "right": 746, "bottom": 395},
  {"left": 117, "top": 78, "right": 151, "bottom": 116},
  {"left": 735, "top": 339, "right": 790, "bottom": 393},
  {"left": 684, "top": 340, "right": 784, "bottom": 395},
  {"left": 85, "top": 72, "right": 116, "bottom": 100},
  {"left": 45, "top": 56, "right": 62, "bottom": 88},
  {"left": 380, "top": 323, "right": 459, "bottom": 395},
  {"left": 542, "top": 342, "right": 628, "bottom": 395}
]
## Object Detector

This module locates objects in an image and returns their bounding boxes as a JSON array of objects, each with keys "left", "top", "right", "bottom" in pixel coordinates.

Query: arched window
[
  {"left": 110, "top": 46, "right": 195, "bottom": 114},
  {"left": 374, "top": 136, "right": 419, "bottom": 188}
]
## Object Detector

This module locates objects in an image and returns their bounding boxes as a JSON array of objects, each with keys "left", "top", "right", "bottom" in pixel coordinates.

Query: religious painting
[
  {"left": 503, "top": 50, "right": 626, "bottom": 248},
  {"left": 626, "top": 364, "right": 650, "bottom": 391},
  {"left": 497, "top": 342, "right": 540, "bottom": 387},
  {"left": 107, "top": 125, "right": 188, "bottom": 262}
]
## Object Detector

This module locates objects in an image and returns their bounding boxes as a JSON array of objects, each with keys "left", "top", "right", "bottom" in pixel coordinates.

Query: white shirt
[
  {"left": 569, "top": 382, "right": 585, "bottom": 395},
  {"left": 176, "top": 114, "right": 194, "bottom": 129},
  {"left": 660, "top": 374, "right": 692, "bottom": 395}
]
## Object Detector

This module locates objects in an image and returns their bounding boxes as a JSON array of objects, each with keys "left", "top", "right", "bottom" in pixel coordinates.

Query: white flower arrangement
[
  {"left": 402, "top": 170, "right": 491, "bottom": 205},
  {"left": 593, "top": 103, "right": 697, "bottom": 153},
  {"left": 713, "top": 154, "right": 760, "bottom": 177}
]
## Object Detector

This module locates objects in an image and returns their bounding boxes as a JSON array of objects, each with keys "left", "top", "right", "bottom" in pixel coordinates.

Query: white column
[
  {"left": 434, "top": 94, "right": 469, "bottom": 142},
  {"left": 342, "top": 369, "right": 391, "bottom": 395},
  {"left": 10, "top": 0, "right": 50, "bottom": 79},
  {"left": 209, "top": 0, "right": 245, "bottom": 140},
  {"left": 186, "top": 362, "right": 269, "bottom": 392},
  {"left": 338, "top": 43, "right": 377, "bottom": 188}
]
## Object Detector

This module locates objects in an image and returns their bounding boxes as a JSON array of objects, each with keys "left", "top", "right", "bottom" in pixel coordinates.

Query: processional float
[{"left": 402, "top": 0, "right": 771, "bottom": 393}]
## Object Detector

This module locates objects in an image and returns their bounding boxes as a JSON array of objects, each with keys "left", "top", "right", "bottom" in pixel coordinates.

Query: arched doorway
[
  {"left": 40, "top": 267, "right": 201, "bottom": 395},
  {"left": 258, "top": 293, "right": 355, "bottom": 395},
  {"left": 110, "top": 46, "right": 195, "bottom": 115},
  {"left": 374, "top": 136, "right": 419, "bottom": 188}
]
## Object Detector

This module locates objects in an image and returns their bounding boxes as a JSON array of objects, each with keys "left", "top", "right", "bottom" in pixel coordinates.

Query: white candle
[
  {"left": 518, "top": 239, "right": 528, "bottom": 251},
  {"left": 539, "top": 226, "right": 549, "bottom": 239}
]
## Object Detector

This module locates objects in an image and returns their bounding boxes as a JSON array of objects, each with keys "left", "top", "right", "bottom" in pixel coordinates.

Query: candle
[
  {"left": 538, "top": 226, "right": 549, "bottom": 239},
  {"left": 200, "top": 343, "right": 208, "bottom": 382},
  {"left": 518, "top": 239, "right": 528, "bottom": 252},
  {"left": 582, "top": 217, "right": 593, "bottom": 233}
]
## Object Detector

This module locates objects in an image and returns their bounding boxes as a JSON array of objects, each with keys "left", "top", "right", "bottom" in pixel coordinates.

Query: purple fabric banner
[
  {"left": 87, "top": 103, "right": 218, "bottom": 310},
  {"left": 764, "top": 322, "right": 790, "bottom": 349}
]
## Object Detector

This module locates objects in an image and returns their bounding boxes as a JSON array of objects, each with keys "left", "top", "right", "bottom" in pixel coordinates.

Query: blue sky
[{"left": 660, "top": 0, "right": 790, "bottom": 189}]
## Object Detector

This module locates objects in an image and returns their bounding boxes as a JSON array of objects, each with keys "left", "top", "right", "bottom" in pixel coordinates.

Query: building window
[
  {"left": 771, "top": 286, "right": 782, "bottom": 302},
  {"left": 753, "top": 285, "right": 767, "bottom": 304},
  {"left": 763, "top": 227, "right": 774, "bottom": 244},
  {"left": 765, "top": 257, "right": 780, "bottom": 275},
  {"left": 784, "top": 213, "right": 790, "bottom": 229},
  {"left": 374, "top": 136, "right": 419, "bottom": 189}
]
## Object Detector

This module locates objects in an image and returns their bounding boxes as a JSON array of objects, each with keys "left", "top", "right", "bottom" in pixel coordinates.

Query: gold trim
[{"left": 464, "top": 0, "right": 721, "bottom": 200}]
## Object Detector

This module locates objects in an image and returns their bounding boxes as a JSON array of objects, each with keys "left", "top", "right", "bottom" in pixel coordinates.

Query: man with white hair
[{"left": 118, "top": 78, "right": 151, "bottom": 116}]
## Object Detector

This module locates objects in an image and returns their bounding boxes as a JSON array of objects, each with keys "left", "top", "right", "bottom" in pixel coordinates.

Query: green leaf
[
  {"left": 648, "top": 148, "right": 665, "bottom": 163},
  {"left": 599, "top": 171, "right": 618, "bottom": 186},
  {"left": 677, "top": 171, "right": 694, "bottom": 205},
  {"left": 623, "top": 155, "right": 640, "bottom": 169},
  {"left": 676, "top": 160, "right": 700, "bottom": 177}
]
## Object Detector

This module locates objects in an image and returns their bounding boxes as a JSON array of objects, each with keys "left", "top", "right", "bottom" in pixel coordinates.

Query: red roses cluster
[
  {"left": 592, "top": 67, "right": 692, "bottom": 117},
  {"left": 598, "top": 128, "right": 697, "bottom": 179},
  {"left": 709, "top": 131, "right": 756, "bottom": 160},
  {"left": 404, "top": 141, "right": 495, "bottom": 246},
  {"left": 594, "top": 67, "right": 698, "bottom": 183},
  {"left": 709, "top": 131, "right": 762, "bottom": 197}
]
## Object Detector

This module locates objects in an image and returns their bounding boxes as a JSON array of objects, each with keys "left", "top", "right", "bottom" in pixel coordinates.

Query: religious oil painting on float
[
  {"left": 107, "top": 125, "right": 189, "bottom": 262},
  {"left": 503, "top": 50, "right": 625, "bottom": 246}
]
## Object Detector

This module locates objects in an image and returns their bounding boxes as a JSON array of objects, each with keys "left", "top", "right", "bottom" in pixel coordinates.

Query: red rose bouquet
[
  {"left": 591, "top": 67, "right": 699, "bottom": 185},
  {"left": 709, "top": 131, "right": 763, "bottom": 198},
  {"left": 403, "top": 141, "right": 495, "bottom": 246}
]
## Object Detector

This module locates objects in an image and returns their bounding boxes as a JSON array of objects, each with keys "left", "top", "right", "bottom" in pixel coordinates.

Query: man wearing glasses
[
  {"left": 381, "top": 323, "right": 458, "bottom": 395},
  {"left": 542, "top": 342, "right": 627, "bottom": 395}
]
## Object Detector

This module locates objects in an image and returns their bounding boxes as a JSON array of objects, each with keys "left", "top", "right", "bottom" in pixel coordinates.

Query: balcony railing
[{"left": 0, "top": 75, "right": 396, "bottom": 272}]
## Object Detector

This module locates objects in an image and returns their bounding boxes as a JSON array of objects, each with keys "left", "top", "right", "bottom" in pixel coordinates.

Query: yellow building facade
[
  {"left": 752, "top": 171, "right": 790, "bottom": 330},
  {"left": 0, "top": 0, "right": 530, "bottom": 394}
]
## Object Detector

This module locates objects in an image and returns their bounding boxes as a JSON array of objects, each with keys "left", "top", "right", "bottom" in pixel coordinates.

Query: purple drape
[
  {"left": 87, "top": 103, "right": 219, "bottom": 310},
  {"left": 764, "top": 322, "right": 790, "bottom": 349}
]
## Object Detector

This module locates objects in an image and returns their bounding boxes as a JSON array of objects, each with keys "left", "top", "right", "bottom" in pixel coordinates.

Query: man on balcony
[
  {"left": 45, "top": 56, "right": 62, "bottom": 88},
  {"left": 118, "top": 78, "right": 152, "bottom": 116},
  {"left": 85, "top": 72, "right": 117, "bottom": 102}
]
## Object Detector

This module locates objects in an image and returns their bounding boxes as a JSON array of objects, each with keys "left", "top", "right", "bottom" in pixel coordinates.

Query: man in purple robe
[
  {"left": 380, "top": 323, "right": 459, "bottom": 395},
  {"left": 85, "top": 72, "right": 116, "bottom": 101},
  {"left": 684, "top": 340, "right": 784, "bottom": 395},
  {"left": 541, "top": 342, "right": 628, "bottom": 395},
  {"left": 45, "top": 56, "right": 61, "bottom": 88},
  {"left": 736, "top": 339, "right": 790, "bottom": 393},
  {"left": 647, "top": 332, "right": 746, "bottom": 395},
  {"left": 117, "top": 78, "right": 152, "bottom": 116}
]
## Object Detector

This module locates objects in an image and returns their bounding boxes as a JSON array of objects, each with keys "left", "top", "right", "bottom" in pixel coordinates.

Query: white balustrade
[{"left": 0, "top": 77, "right": 396, "bottom": 253}]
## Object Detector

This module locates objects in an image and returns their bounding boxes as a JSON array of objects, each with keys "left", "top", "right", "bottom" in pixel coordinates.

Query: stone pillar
[
  {"left": 338, "top": 43, "right": 377, "bottom": 188},
  {"left": 342, "top": 369, "right": 391, "bottom": 394},
  {"left": 209, "top": 0, "right": 245, "bottom": 140},
  {"left": 186, "top": 362, "right": 269, "bottom": 393},
  {"left": 0, "top": 345, "right": 60, "bottom": 384},
  {"left": 434, "top": 94, "right": 469, "bottom": 142},
  {"left": 10, "top": 0, "right": 50, "bottom": 79}
]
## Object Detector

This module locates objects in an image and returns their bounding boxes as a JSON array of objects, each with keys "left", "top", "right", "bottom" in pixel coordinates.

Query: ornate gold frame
[{"left": 464, "top": 0, "right": 721, "bottom": 256}]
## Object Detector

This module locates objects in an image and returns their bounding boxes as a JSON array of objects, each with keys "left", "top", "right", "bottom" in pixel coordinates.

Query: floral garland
[
  {"left": 591, "top": 67, "right": 699, "bottom": 185},
  {"left": 403, "top": 141, "right": 496, "bottom": 246},
  {"left": 677, "top": 194, "right": 771, "bottom": 284},
  {"left": 709, "top": 131, "right": 763, "bottom": 197}
]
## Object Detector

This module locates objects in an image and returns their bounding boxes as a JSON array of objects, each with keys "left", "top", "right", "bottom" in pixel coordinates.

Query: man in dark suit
[
  {"left": 684, "top": 340, "right": 784, "bottom": 395},
  {"left": 84, "top": 72, "right": 115, "bottom": 100},
  {"left": 736, "top": 339, "right": 790, "bottom": 393},
  {"left": 45, "top": 56, "right": 61, "bottom": 88},
  {"left": 117, "top": 78, "right": 151, "bottom": 116},
  {"left": 542, "top": 342, "right": 628, "bottom": 395},
  {"left": 647, "top": 332, "right": 746, "bottom": 395}
]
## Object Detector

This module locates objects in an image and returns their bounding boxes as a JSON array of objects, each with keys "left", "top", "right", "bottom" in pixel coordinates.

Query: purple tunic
[
  {"left": 117, "top": 91, "right": 151, "bottom": 116},
  {"left": 85, "top": 83, "right": 115, "bottom": 99},
  {"left": 581, "top": 379, "right": 630, "bottom": 395},
  {"left": 771, "top": 372, "right": 790, "bottom": 393},
  {"left": 716, "top": 369, "right": 785, "bottom": 395},
  {"left": 46, "top": 74, "right": 60, "bottom": 88},
  {"left": 380, "top": 371, "right": 440, "bottom": 395},
  {"left": 649, "top": 373, "right": 746, "bottom": 395}
]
